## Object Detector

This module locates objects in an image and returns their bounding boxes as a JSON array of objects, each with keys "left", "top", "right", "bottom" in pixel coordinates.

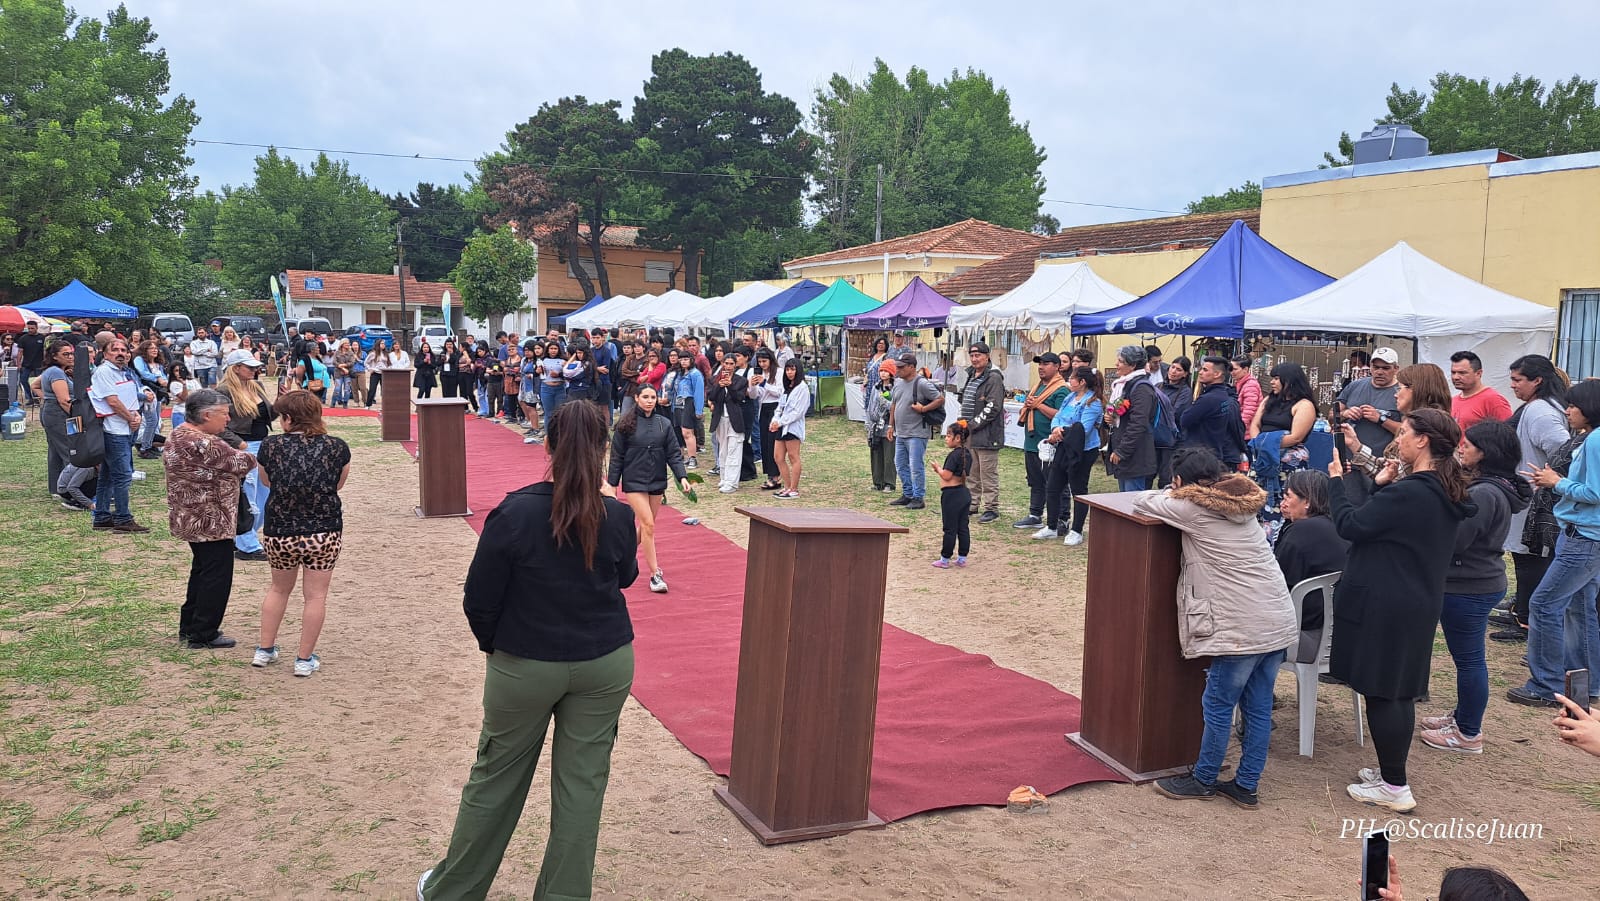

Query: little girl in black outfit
[{"left": 930, "top": 421, "right": 973, "bottom": 568}]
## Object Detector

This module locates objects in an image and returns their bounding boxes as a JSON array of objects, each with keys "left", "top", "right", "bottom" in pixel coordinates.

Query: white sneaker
[
  {"left": 1031, "top": 526, "right": 1057, "bottom": 540},
  {"left": 293, "top": 654, "right": 320, "bottom": 677},
  {"left": 1347, "top": 779, "right": 1416, "bottom": 813},
  {"left": 417, "top": 868, "right": 431, "bottom": 901},
  {"left": 130, "top": 470, "right": 146, "bottom": 481},
  {"left": 1063, "top": 530, "right": 1084, "bottom": 546},
  {"left": 650, "top": 570, "right": 668, "bottom": 593},
  {"left": 1356, "top": 766, "right": 1383, "bottom": 785},
  {"left": 251, "top": 646, "right": 279, "bottom": 667},
  {"left": 719, "top": 486, "right": 737, "bottom": 494},
  {"left": 523, "top": 434, "right": 541, "bottom": 444}
]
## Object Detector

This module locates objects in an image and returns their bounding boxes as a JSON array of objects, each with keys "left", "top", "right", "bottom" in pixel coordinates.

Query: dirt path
[{"left": 10, "top": 415, "right": 1600, "bottom": 899}]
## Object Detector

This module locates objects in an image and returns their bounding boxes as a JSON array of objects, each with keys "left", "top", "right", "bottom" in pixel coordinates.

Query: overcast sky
[{"left": 138, "top": 0, "right": 1594, "bottom": 230}]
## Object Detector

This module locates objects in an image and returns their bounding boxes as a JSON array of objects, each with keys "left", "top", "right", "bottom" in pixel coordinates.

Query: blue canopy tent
[
  {"left": 24, "top": 279, "right": 139, "bottom": 319},
  {"left": 727, "top": 279, "right": 826, "bottom": 330},
  {"left": 1071, "top": 221, "right": 1332, "bottom": 338},
  {"left": 569, "top": 294, "right": 607, "bottom": 318}
]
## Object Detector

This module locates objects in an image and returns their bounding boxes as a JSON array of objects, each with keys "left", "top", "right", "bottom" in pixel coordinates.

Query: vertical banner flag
[
  {"left": 440, "top": 289, "right": 452, "bottom": 333},
  {"left": 269, "top": 275, "right": 287, "bottom": 337}
]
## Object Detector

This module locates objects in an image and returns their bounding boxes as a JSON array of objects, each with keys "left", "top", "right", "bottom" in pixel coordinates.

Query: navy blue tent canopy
[
  {"left": 728, "top": 279, "right": 826, "bottom": 330},
  {"left": 24, "top": 279, "right": 139, "bottom": 319},
  {"left": 1071, "top": 221, "right": 1332, "bottom": 338}
]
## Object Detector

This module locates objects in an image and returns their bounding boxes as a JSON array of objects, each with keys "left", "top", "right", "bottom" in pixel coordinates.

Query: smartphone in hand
[
  {"left": 1566, "top": 670, "right": 1591, "bottom": 718},
  {"left": 1361, "top": 831, "right": 1389, "bottom": 900}
]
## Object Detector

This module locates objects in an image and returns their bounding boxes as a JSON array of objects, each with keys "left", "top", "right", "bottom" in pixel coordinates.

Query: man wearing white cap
[{"left": 1336, "top": 346, "right": 1401, "bottom": 454}]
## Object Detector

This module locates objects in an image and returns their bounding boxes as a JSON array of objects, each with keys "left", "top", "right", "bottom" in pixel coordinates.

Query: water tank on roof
[{"left": 1352, "top": 124, "right": 1429, "bottom": 165}]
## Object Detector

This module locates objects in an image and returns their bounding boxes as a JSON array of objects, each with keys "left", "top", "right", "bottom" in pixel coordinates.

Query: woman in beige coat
[
  {"left": 1133, "top": 447, "right": 1297, "bottom": 808},
  {"left": 164, "top": 388, "right": 257, "bottom": 650}
]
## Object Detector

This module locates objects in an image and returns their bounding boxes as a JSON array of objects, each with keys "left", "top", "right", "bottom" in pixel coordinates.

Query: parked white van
[{"left": 151, "top": 313, "right": 195, "bottom": 348}]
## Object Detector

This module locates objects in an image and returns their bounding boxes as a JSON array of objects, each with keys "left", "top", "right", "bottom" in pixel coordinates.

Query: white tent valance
[
  {"left": 946, "top": 262, "right": 1135, "bottom": 333},
  {"left": 566, "top": 295, "right": 634, "bottom": 331},
  {"left": 687, "top": 282, "right": 782, "bottom": 332},
  {"left": 1246, "top": 242, "right": 1557, "bottom": 394}
]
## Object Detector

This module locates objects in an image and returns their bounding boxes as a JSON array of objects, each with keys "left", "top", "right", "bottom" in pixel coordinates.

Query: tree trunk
[
  {"left": 562, "top": 217, "right": 597, "bottom": 300},
  {"left": 680, "top": 248, "right": 701, "bottom": 297},
  {"left": 585, "top": 209, "right": 612, "bottom": 299}
]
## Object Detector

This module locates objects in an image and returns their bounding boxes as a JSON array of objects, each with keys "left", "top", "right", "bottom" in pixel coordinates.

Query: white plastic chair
[{"left": 1286, "top": 571, "right": 1365, "bottom": 757}]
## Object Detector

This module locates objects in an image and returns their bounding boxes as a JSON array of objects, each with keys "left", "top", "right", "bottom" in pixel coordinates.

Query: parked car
[
  {"left": 412, "top": 324, "right": 453, "bottom": 354},
  {"left": 282, "top": 317, "right": 334, "bottom": 341},
  {"left": 342, "top": 324, "right": 396, "bottom": 353},
  {"left": 210, "top": 315, "right": 269, "bottom": 347},
  {"left": 150, "top": 312, "right": 195, "bottom": 349}
]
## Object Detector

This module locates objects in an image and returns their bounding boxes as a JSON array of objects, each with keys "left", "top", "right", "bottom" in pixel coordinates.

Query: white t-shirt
[{"left": 90, "top": 362, "right": 140, "bottom": 436}]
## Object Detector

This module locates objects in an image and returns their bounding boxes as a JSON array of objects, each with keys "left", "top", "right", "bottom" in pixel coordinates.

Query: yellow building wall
[
  {"left": 1260, "top": 165, "right": 1492, "bottom": 282},
  {"left": 1483, "top": 167, "right": 1600, "bottom": 305},
  {"left": 739, "top": 253, "right": 996, "bottom": 300}
]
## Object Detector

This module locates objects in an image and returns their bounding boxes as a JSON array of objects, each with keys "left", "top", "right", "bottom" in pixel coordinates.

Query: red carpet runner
[{"left": 364, "top": 407, "right": 1124, "bottom": 820}]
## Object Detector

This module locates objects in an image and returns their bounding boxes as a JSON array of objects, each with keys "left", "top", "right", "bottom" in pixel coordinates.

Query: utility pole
[
  {"left": 396, "top": 221, "right": 409, "bottom": 352},
  {"left": 875, "top": 163, "right": 883, "bottom": 243}
]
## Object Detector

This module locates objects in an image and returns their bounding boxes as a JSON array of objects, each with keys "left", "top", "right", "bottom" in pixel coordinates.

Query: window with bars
[
  {"left": 1558, "top": 290, "right": 1600, "bottom": 380},
  {"left": 567, "top": 256, "right": 600, "bottom": 279}
]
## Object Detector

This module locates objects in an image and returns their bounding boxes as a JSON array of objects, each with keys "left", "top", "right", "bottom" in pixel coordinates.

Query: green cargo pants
[{"left": 423, "top": 644, "right": 634, "bottom": 901}]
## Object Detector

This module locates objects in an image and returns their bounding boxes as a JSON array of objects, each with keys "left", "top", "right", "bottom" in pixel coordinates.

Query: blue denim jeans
[
  {"left": 1440, "top": 590, "right": 1504, "bottom": 737},
  {"left": 475, "top": 383, "right": 489, "bottom": 416},
  {"left": 1118, "top": 476, "right": 1152, "bottom": 492},
  {"left": 894, "top": 436, "right": 929, "bottom": 498},
  {"left": 197, "top": 367, "right": 216, "bottom": 387},
  {"left": 94, "top": 432, "right": 134, "bottom": 523},
  {"left": 1524, "top": 532, "right": 1600, "bottom": 698},
  {"left": 332, "top": 375, "right": 351, "bottom": 405},
  {"left": 136, "top": 395, "right": 161, "bottom": 450},
  {"left": 234, "top": 440, "right": 268, "bottom": 554},
  {"left": 1193, "top": 650, "right": 1284, "bottom": 791},
  {"left": 540, "top": 384, "right": 566, "bottom": 420}
]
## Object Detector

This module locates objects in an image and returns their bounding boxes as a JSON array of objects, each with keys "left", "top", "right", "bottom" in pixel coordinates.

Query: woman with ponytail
[
  {"left": 1327, "top": 407, "right": 1473, "bottom": 814},
  {"left": 423, "top": 400, "right": 639, "bottom": 900}
]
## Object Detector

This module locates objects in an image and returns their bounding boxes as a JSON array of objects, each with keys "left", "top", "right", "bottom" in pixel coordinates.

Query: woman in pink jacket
[{"left": 1231, "top": 355, "right": 1262, "bottom": 433}]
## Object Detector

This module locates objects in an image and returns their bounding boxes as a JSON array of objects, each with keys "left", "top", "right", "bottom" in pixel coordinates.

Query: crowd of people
[{"left": 16, "top": 315, "right": 1600, "bottom": 899}]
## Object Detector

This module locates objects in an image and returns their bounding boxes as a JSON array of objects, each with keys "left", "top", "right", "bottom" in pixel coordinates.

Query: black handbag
[
  {"left": 236, "top": 487, "right": 255, "bottom": 536},
  {"left": 65, "top": 344, "right": 106, "bottom": 469}
]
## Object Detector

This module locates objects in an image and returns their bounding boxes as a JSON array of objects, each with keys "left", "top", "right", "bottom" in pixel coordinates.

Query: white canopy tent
[
  {"left": 686, "top": 281, "right": 782, "bottom": 332},
  {"left": 946, "top": 262, "right": 1136, "bottom": 333},
  {"left": 637, "top": 289, "right": 707, "bottom": 330},
  {"left": 1245, "top": 242, "right": 1557, "bottom": 395},
  {"left": 566, "top": 295, "right": 634, "bottom": 331}
]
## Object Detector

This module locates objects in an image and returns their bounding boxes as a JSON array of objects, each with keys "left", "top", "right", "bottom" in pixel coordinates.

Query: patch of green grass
[{"left": 136, "top": 798, "right": 216, "bottom": 845}]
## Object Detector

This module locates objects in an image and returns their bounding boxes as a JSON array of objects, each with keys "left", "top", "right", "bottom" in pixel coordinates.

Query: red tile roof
[
  {"left": 934, "top": 209, "right": 1260, "bottom": 300},
  {"left": 528, "top": 223, "right": 644, "bottom": 248},
  {"left": 783, "top": 219, "right": 1042, "bottom": 270},
  {"left": 285, "top": 269, "right": 455, "bottom": 306}
]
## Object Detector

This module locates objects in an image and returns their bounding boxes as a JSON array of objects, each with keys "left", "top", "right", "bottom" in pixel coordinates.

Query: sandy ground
[{"left": 10, "top": 415, "right": 1600, "bottom": 900}]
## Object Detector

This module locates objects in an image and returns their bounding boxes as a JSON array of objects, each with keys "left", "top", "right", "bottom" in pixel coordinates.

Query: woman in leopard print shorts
[{"left": 251, "top": 389, "right": 351, "bottom": 677}]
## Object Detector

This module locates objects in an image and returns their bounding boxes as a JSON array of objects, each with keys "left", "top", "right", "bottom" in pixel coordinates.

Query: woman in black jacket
[
  {"left": 422, "top": 400, "right": 638, "bottom": 900},
  {"left": 1274, "top": 469, "right": 1349, "bottom": 663},
  {"left": 1327, "top": 408, "right": 1472, "bottom": 814},
  {"left": 1419, "top": 420, "right": 1529, "bottom": 756},
  {"left": 1106, "top": 345, "right": 1158, "bottom": 490},
  {"left": 607, "top": 384, "right": 690, "bottom": 595},
  {"left": 453, "top": 344, "right": 477, "bottom": 411},
  {"left": 412, "top": 341, "right": 438, "bottom": 399}
]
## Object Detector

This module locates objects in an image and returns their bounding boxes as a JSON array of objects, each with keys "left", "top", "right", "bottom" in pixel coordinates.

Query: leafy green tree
[
  {"left": 210, "top": 149, "right": 396, "bottom": 293},
  {"left": 479, "top": 97, "right": 636, "bottom": 299},
  {"left": 150, "top": 259, "right": 237, "bottom": 327},
  {"left": 632, "top": 49, "right": 814, "bottom": 294},
  {"left": 0, "top": 0, "right": 198, "bottom": 305},
  {"left": 811, "top": 61, "right": 1046, "bottom": 249},
  {"left": 1186, "top": 181, "right": 1262, "bottom": 214},
  {"left": 1325, "top": 73, "right": 1600, "bottom": 166},
  {"left": 182, "top": 191, "right": 224, "bottom": 263},
  {"left": 702, "top": 225, "right": 830, "bottom": 295},
  {"left": 451, "top": 226, "right": 537, "bottom": 334},
  {"left": 388, "top": 182, "right": 481, "bottom": 282}
]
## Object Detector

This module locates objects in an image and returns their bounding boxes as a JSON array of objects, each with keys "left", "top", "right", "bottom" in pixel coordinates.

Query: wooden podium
[
  {"left": 413, "top": 397, "right": 470, "bottom": 518},
  {"left": 380, "top": 368, "right": 413, "bottom": 442},
  {"left": 1065, "top": 492, "right": 1208, "bottom": 782},
  {"left": 714, "top": 507, "right": 909, "bottom": 844}
]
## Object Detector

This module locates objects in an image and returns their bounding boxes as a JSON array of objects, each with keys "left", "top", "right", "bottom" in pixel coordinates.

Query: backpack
[
  {"left": 1148, "top": 381, "right": 1177, "bottom": 448},
  {"left": 66, "top": 345, "right": 106, "bottom": 469},
  {"left": 917, "top": 377, "right": 947, "bottom": 429}
]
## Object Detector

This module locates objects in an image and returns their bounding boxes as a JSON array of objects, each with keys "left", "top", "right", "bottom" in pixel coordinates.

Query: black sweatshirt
[{"left": 463, "top": 483, "right": 639, "bottom": 661}]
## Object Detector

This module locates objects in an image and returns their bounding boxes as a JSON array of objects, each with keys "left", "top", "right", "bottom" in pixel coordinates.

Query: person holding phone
[
  {"left": 1554, "top": 694, "right": 1600, "bottom": 755},
  {"left": 1509, "top": 379, "right": 1600, "bottom": 707}
]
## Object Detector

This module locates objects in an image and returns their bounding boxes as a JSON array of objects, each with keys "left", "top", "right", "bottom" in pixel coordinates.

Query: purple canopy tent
[{"left": 843, "top": 276, "right": 957, "bottom": 330}]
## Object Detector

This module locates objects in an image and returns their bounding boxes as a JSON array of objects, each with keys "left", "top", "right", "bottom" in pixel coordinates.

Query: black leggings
[
  {"left": 940, "top": 485, "right": 971, "bottom": 559},
  {"left": 758, "top": 402, "right": 779, "bottom": 478},
  {"left": 1045, "top": 452, "right": 1097, "bottom": 534},
  {"left": 1364, "top": 696, "right": 1415, "bottom": 786},
  {"left": 1511, "top": 552, "right": 1553, "bottom": 625}
]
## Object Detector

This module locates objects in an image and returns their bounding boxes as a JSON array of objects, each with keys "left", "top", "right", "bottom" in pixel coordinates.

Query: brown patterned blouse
[{"left": 162, "top": 425, "right": 256, "bottom": 543}]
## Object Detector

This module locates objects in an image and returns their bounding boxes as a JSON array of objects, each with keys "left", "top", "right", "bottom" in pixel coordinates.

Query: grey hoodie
[{"left": 1448, "top": 474, "right": 1531, "bottom": 594}]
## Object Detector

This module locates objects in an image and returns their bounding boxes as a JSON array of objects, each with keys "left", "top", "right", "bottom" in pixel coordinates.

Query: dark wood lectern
[
  {"left": 1066, "top": 492, "right": 1208, "bottom": 782},
  {"left": 413, "top": 397, "right": 470, "bottom": 518},
  {"left": 714, "top": 507, "right": 909, "bottom": 844},
  {"left": 380, "top": 368, "right": 413, "bottom": 442}
]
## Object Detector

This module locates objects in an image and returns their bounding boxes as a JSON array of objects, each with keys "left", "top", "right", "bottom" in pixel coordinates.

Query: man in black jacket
[
  {"left": 1179, "top": 355, "right": 1244, "bottom": 468},
  {"left": 16, "top": 321, "right": 45, "bottom": 404},
  {"left": 708, "top": 353, "right": 748, "bottom": 494},
  {"left": 959, "top": 342, "right": 1007, "bottom": 523}
]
